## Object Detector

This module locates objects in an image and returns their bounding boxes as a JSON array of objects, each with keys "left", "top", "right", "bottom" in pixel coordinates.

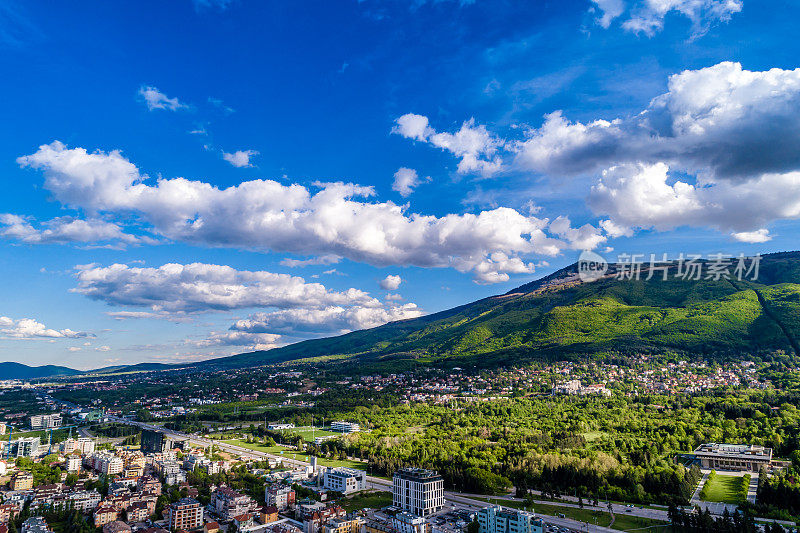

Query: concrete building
[
  {"left": 67, "top": 490, "right": 102, "bottom": 512},
  {"left": 323, "top": 516, "right": 364, "bottom": 533},
  {"left": 268, "top": 423, "right": 295, "bottom": 430},
  {"left": 102, "top": 521, "right": 131, "bottom": 533},
  {"left": 61, "top": 437, "right": 95, "bottom": 455},
  {"left": 476, "top": 506, "right": 543, "bottom": 533},
  {"left": 322, "top": 467, "right": 366, "bottom": 494},
  {"left": 30, "top": 414, "right": 62, "bottom": 430},
  {"left": 265, "top": 484, "right": 296, "bottom": 511},
  {"left": 5, "top": 437, "right": 40, "bottom": 458},
  {"left": 11, "top": 472, "right": 34, "bottom": 491},
  {"left": 692, "top": 443, "right": 773, "bottom": 472},
  {"left": 390, "top": 512, "right": 430, "bottom": 533},
  {"left": 66, "top": 455, "right": 82, "bottom": 472},
  {"left": 330, "top": 422, "right": 360, "bottom": 433},
  {"left": 168, "top": 498, "right": 204, "bottom": 531},
  {"left": 94, "top": 505, "right": 119, "bottom": 527},
  {"left": 211, "top": 486, "right": 258, "bottom": 522},
  {"left": 392, "top": 468, "right": 445, "bottom": 517}
]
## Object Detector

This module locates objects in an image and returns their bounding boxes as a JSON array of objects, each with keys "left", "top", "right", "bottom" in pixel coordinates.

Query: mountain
[
  {"left": 194, "top": 251, "right": 800, "bottom": 371},
  {"left": 0, "top": 362, "right": 81, "bottom": 379}
]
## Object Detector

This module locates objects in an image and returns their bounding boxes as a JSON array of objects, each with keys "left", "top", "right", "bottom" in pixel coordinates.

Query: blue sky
[{"left": 1, "top": 0, "right": 799, "bottom": 369}]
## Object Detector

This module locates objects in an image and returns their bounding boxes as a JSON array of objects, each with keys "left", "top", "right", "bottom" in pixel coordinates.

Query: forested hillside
[{"left": 199, "top": 252, "right": 800, "bottom": 370}]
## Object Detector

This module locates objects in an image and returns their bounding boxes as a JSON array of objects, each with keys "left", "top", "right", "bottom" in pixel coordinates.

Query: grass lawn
[
  {"left": 221, "top": 439, "right": 367, "bottom": 470},
  {"left": 472, "top": 497, "right": 669, "bottom": 532},
  {"left": 701, "top": 474, "right": 743, "bottom": 504},
  {"left": 340, "top": 491, "right": 393, "bottom": 511},
  {"left": 283, "top": 426, "right": 342, "bottom": 442}
]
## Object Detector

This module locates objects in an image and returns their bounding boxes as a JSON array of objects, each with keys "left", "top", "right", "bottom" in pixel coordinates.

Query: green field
[
  {"left": 700, "top": 474, "right": 744, "bottom": 504},
  {"left": 340, "top": 491, "right": 393, "bottom": 511},
  {"left": 473, "top": 498, "right": 670, "bottom": 532},
  {"left": 221, "top": 439, "right": 367, "bottom": 470},
  {"left": 282, "top": 426, "right": 342, "bottom": 442}
]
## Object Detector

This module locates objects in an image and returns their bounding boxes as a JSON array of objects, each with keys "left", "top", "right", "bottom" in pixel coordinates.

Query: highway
[{"left": 104, "top": 415, "right": 658, "bottom": 533}]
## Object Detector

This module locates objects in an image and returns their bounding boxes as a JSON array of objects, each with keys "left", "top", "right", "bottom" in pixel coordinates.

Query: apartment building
[
  {"left": 476, "top": 506, "right": 543, "bottom": 533},
  {"left": 392, "top": 468, "right": 445, "bottom": 517},
  {"left": 11, "top": 472, "right": 34, "bottom": 491},
  {"left": 168, "top": 498, "right": 204, "bottom": 531},
  {"left": 211, "top": 486, "right": 258, "bottom": 522},
  {"left": 322, "top": 468, "right": 366, "bottom": 494},
  {"left": 61, "top": 437, "right": 95, "bottom": 455},
  {"left": 265, "top": 484, "right": 296, "bottom": 511}
]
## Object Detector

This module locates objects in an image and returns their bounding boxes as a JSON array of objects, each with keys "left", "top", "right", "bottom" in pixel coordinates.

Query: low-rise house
[
  {"left": 102, "top": 521, "right": 132, "bottom": 533},
  {"left": 204, "top": 521, "right": 220, "bottom": 533},
  {"left": 260, "top": 506, "right": 279, "bottom": 524},
  {"left": 94, "top": 504, "right": 119, "bottom": 527}
]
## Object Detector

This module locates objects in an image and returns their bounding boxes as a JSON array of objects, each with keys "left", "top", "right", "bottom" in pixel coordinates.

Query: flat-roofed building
[
  {"left": 330, "top": 422, "right": 360, "bottom": 434},
  {"left": 392, "top": 468, "right": 444, "bottom": 517},
  {"left": 30, "top": 414, "right": 62, "bottom": 430},
  {"left": 477, "top": 506, "right": 543, "bottom": 533},
  {"left": 322, "top": 467, "right": 366, "bottom": 494},
  {"left": 167, "top": 498, "right": 204, "bottom": 531},
  {"left": 693, "top": 443, "right": 773, "bottom": 472}
]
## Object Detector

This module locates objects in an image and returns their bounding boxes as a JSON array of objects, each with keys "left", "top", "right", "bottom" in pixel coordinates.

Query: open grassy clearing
[
  {"left": 220, "top": 439, "right": 367, "bottom": 469},
  {"left": 700, "top": 474, "right": 744, "bottom": 504}
]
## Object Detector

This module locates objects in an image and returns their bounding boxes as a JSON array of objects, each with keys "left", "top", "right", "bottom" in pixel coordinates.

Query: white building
[
  {"left": 61, "top": 438, "right": 95, "bottom": 455},
  {"left": 322, "top": 467, "right": 366, "bottom": 494},
  {"left": 390, "top": 511, "right": 430, "bottom": 533},
  {"left": 30, "top": 414, "right": 62, "bottom": 430},
  {"left": 392, "top": 468, "right": 444, "bottom": 517},
  {"left": 269, "top": 423, "right": 296, "bottom": 430},
  {"left": 66, "top": 456, "right": 82, "bottom": 472},
  {"left": 330, "top": 421, "right": 360, "bottom": 433},
  {"left": 476, "top": 506, "right": 543, "bottom": 533}
]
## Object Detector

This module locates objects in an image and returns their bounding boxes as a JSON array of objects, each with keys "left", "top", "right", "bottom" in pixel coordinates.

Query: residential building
[
  {"left": 168, "top": 498, "right": 204, "bottom": 531},
  {"left": 392, "top": 468, "right": 445, "bottom": 517},
  {"left": 126, "top": 501, "right": 151, "bottom": 522},
  {"left": 94, "top": 504, "right": 119, "bottom": 527},
  {"left": 322, "top": 467, "right": 366, "bottom": 494},
  {"left": 204, "top": 522, "right": 221, "bottom": 533},
  {"left": 66, "top": 455, "right": 82, "bottom": 472},
  {"left": 330, "top": 422, "right": 360, "bottom": 433},
  {"left": 261, "top": 506, "right": 279, "bottom": 524},
  {"left": 233, "top": 514, "right": 259, "bottom": 533},
  {"left": 30, "top": 414, "right": 62, "bottom": 430},
  {"left": 692, "top": 443, "right": 773, "bottom": 472},
  {"left": 323, "top": 516, "right": 364, "bottom": 533},
  {"left": 11, "top": 472, "right": 34, "bottom": 491},
  {"left": 0, "top": 504, "right": 20, "bottom": 523},
  {"left": 67, "top": 490, "right": 102, "bottom": 512},
  {"left": 140, "top": 430, "right": 185, "bottom": 454},
  {"left": 390, "top": 512, "right": 430, "bottom": 533},
  {"left": 153, "top": 459, "right": 186, "bottom": 485},
  {"left": 265, "top": 484, "right": 296, "bottom": 511},
  {"left": 476, "top": 506, "right": 543, "bottom": 533},
  {"left": 211, "top": 486, "right": 258, "bottom": 522},
  {"left": 299, "top": 504, "right": 345, "bottom": 533},
  {"left": 61, "top": 438, "right": 95, "bottom": 455},
  {"left": 137, "top": 476, "right": 162, "bottom": 495}
]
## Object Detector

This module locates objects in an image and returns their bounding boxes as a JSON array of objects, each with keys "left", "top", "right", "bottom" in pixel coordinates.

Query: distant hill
[
  {"left": 0, "top": 362, "right": 81, "bottom": 379},
  {"left": 194, "top": 251, "right": 800, "bottom": 371}
]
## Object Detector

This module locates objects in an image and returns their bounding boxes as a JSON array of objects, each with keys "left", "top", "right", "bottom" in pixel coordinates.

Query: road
[
  {"left": 99, "top": 415, "right": 665, "bottom": 533},
  {"left": 39, "top": 393, "right": 669, "bottom": 532}
]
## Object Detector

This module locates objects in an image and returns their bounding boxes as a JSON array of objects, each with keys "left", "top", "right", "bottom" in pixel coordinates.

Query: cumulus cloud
[
  {"left": 222, "top": 149, "right": 259, "bottom": 168},
  {"left": 548, "top": 216, "right": 607, "bottom": 251},
  {"left": 0, "top": 316, "right": 91, "bottom": 339},
  {"left": 392, "top": 167, "right": 429, "bottom": 197},
  {"left": 393, "top": 114, "right": 505, "bottom": 177},
  {"left": 0, "top": 214, "right": 148, "bottom": 247},
  {"left": 589, "top": 162, "right": 800, "bottom": 238},
  {"left": 138, "top": 86, "right": 187, "bottom": 111},
  {"left": 72, "top": 262, "right": 380, "bottom": 314},
  {"left": 379, "top": 274, "right": 402, "bottom": 290},
  {"left": 591, "top": 0, "right": 742, "bottom": 36},
  {"left": 517, "top": 62, "right": 800, "bottom": 182},
  {"left": 230, "top": 303, "right": 423, "bottom": 336},
  {"left": 192, "top": 331, "right": 282, "bottom": 352},
  {"left": 18, "top": 141, "right": 568, "bottom": 282}
]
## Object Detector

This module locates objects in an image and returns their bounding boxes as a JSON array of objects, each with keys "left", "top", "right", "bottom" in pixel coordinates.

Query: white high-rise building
[{"left": 392, "top": 468, "right": 444, "bottom": 517}]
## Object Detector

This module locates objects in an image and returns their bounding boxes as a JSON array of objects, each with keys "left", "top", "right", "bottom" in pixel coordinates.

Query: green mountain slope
[
  {"left": 197, "top": 251, "right": 800, "bottom": 370},
  {"left": 0, "top": 362, "right": 81, "bottom": 379}
]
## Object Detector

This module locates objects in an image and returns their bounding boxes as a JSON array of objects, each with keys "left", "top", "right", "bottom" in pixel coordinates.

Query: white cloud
[
  {"left": 18, "top": 141, "right": 568, "bottom": 283},
  {"left": 72, "top": 262, "right": 380, "bottom": 314},
  {"left": 95, "top": 345, "right": 111, "bottom": 352},
  {"left": 379, "top": 274, "right": 402, "bottom": 290},
  {"left": 138, "top": 86, "right": 187, "bottom": 111},
  {"left": 230, "top": 303, "right": 423, "bottom": 336},
  {"left": 193, "top": 331, "right": 282, "bottom": 352},
  {"left": 393, "top": 114, "right": 505, "bottom": 177},
  {"left": 731, "top": 229, "right": 772, "bottom": 243},
  {"left": 222, "top": 149, "right": 259, "bottom": 168},
  {"left": 280, "top": 254, "right": 341, "bottom": 268},
  {"left": 516, "top": 62, "right": 800, "bottom": 183},
  {"left": 0, "top": 214, "right": 149, "bottom": 247},
  {"left": 0, "top": 316, "right": 91, "bottom": 339},
  {"left": 589, "top": 162, "right": 800, "bottom": 236},
  {"left": 591, "top": 0, "right": 742, "bottom": 36},
  {"left": 392, "top": 167, "right": 429, "bottom": 197},
  {"left": 548, "top": 216, "right": 607, "bottom": 250},
  {"left": 67, "top": 346, "right": 81, "bottom": 352}
]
